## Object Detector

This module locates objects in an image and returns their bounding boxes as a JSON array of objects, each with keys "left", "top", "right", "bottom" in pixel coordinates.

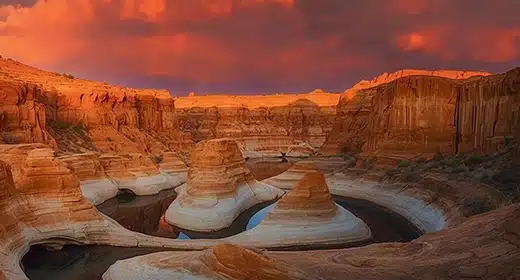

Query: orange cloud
[{"left": 0, "top": 0, "right": 519, "bottom": 93}]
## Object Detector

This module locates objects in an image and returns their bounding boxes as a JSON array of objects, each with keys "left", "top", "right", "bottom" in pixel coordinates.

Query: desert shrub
[
  {"left": 403, "top": 171, "right": 422, "bottom": 182},
  {"left": 106, "top": 137, "right": 112, "bottom": 142},
  {"left": 461, "top": 197, "right": 494, "bottom": 217},
  {"left": 398, "top": 160, "right": 410, "bottom": 168},
  {"left": 444, "top": 158, "right": 462, "bottom": 168},
  {"left": 385, "top": 168, "right": 400, "bottom": 176},
  {"left": 414, "top": 157, "right": 427, "bottom": 164},
  {"left": 63, "top": 74, "right": 75, "bottom": 79},
  {"left": 504, "top": 135, "right": 514, "bottom": 146},
  {"left": 433, "top": 152, "right": 444, "bottom": 161},
  {"left": 151, "top": 154, "right": 164, "bottom": 164},
  {"left": 129, "top": 137, "right": 136, "bottom": 142},
  {"left": 464, "top": 155, "right": 483, "bottom": 166},
  {"left": 2, "top": 134, "right": 20, "bottom": 144},
  {"left": 451, "top": 166, "right": 466, "bottom": 173}
]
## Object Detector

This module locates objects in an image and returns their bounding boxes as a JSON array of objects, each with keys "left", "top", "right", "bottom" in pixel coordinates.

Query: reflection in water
[
  {"left": 22, "top": 245, "right": 173, "bottom": 280},
  {"left": 245, "top": 157, "right": 296, "bottom": 181},
  {"left": 97, "top": 189, "right": 190, "bottom": 239}
]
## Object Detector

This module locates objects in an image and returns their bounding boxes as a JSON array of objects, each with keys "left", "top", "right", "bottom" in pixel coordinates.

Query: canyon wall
[
  {"left": 321, "top": 68, "right": 520, "bottom": 167},
  {"left": 0, "top": 58, "right": 192, "bottom": 155},
  {"left": 174, "top": 93, "right": 340, "bottom": 157}
]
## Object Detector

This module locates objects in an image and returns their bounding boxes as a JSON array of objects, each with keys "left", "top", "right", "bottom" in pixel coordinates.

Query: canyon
[{"left": 0, "top": 56, "right": 519, "bottom": 280}]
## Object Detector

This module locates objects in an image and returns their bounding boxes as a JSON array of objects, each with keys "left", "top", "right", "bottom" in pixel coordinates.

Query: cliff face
[
  {"left": 175, "top": 93, "right": 339, "bottom": 157},
  {"left": 0, "top": 58, "right": 192, "bottom": 155},
  {"left": 458, "top": 68, "right": 520, "bottom": 154},
  {"left": 320, "top": 69, "right": 519, "bottom": 166}
]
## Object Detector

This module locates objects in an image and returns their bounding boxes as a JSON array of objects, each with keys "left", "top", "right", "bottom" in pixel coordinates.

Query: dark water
[
  {"left": 22, "top": 159, "right": 422, "bottom": 280},
  {"left": 245, "top": 157, "right": 296, "bottom": 181}
]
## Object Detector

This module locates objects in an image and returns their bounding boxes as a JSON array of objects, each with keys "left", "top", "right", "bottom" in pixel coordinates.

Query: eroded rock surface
[
  {"left": 165, "top": 139, "right": 285, "bottom": 231},
  {"left": 104, "top": 203, "right": 520, "bottom": 280},
  {"left": 320, "top": 68, "right": 520, "bottom": 169},
  {"left": 175, "top": 93, "right": 340, "bottom": 157},
  {"left": 228, "top": 171, "right": 371, "bottom": 248}
]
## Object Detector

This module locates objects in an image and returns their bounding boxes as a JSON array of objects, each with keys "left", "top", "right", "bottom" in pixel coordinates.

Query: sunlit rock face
[
  {"left": 0, "top": 57, "right": 193, "bottom": 155},
  {"left": 165, "top": 139, "right": 285, "bottom": 232},
  {"left": 57, "top": 152, "right": 119, "bottom": 205},
  {"left": 320, "top": 68, "right": 520, "bottom": 168},
  {"left": 103, "top": 243, "right": 315, "bottom": 280},
  {"left": 228, "top": 171, "right": 371, "bottom": 248},
  {"left": 57, "top": 152, "right": 187, "bottom": 204},
  {"left": 174, "top": 93, "right": 340, "bottom": 157}
]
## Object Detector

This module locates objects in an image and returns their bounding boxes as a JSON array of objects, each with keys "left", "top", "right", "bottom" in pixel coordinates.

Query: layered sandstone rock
[
  {"left": 175, "top": 93, "right": 340, "bottom": 157},
  {"left": 165, "top": 139, "right": 285, "bottom": 231},
  {"left": 103, "top": 204, "right": 520, "bottom": 280},
  {"left": 99, "top": 153, "right": 173, "bottom": 196},
  {"left": 157, "top": 152, "right": 188, "bottom": 187},
  {"left": 57, "top": 153, "right": 119, "bottom": 205},
  {"left": 228, "top": 172, "right": 372, "bottom": 248},
  {"left": 263, "top": 157, "right": 350, "bottom": 189},
  {"left": 0, "top": 152, "right": 218, "bottom": 280},
  {"left": 320, "top": 68, "right": 520, "bottom": 168},
  {"left": 57, "top": 152, "right": 187, "bottom": 204},
  {"left": 103, "top": 243, "right": 316, "bottom": 280},
  {"left": 0, "top": 57, "right": 193, "bottom": 155}
]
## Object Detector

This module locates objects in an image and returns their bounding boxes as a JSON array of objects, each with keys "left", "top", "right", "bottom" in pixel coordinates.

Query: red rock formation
[
  {"left": 104, "top": 203, "right": 520, "bottom": 280},
  {"left": 321, "top": 68, "right": 520, "bottom": 167},
  {"left": 0, "top": 57, "right": 192, "bottom": 155},
  {"left": 175, "top": 93, "right": 340, "bottom": 157},
  {"left": 273, "top": 171, "right": 336, "bottom": 215},
  {"left": 187, "top": 139, "right": 254, "bottom": 196},
  {"left": 165, "top": 139, "right": 284, "bottom": 231}
]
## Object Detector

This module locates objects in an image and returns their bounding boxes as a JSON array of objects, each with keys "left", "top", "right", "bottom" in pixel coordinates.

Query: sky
[{"left": 0, "top": 0, "right": 519, "bottom": 95}]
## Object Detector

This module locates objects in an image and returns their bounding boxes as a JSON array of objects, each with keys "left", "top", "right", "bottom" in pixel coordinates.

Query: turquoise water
[
  {"left": 177, "top": 232, "right": 190, "bottom": 240},
  {"left": 246, "top": 204, "right": 275, "bottom": 230}
]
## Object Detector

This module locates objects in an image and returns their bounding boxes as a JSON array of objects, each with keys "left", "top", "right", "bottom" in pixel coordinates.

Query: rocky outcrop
[
  {"left": 57, "top": 152, "right": 119, "bottom": 205},
  {"left": 228, "top": 172, "right": 372, "bottom": 248},
  {"left": 103, "top": 243, "right": 316, "bottom": 280},
  {"left": 0, "top": 57, "right": 193, "bottom": 155},
  {"left": 164, "top": 139, "right": 285, "bottom": 231},
  {"left": 0, "top": 153, "right": 219, "bottom": 280},
  {"left": 98, "top": 153, "right": 177, "bottom": 196},
  {"left": 174, "top": 93, "right": 340, "bottom": 157},
  {"left": 103, "top": 203, "right": 520, "bottom": 280},
  {"left": 320, "top": 68, "right": 520, "bottom": 168}
]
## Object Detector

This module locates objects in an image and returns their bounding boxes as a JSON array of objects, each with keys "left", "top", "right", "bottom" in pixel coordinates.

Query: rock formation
[
  {"left": 0, "top": 153, "right": 218, "bottom": 280},
  {"left": 320, "top": 68, "right": 520, "bottom": 168},
  {"left": 0, "top": 57, "right": 193, "bottom": 155},
  {"left": 104, "top": 203, "right": 520, "bottom": 280},
  {"left": 174, "top": 92, "right": 340, "bottom": 157},
  {"left": 103, "top": 243, "right": 317, "bottom": 280},
  {"left": 57, "top": 152, "right": 119, "bottom": 205},
  {"left": 164, "top": 139, "right": 285, "bottom": 231},
  {"left": 228, "top": 171, "right": 372, "bottom": 248}
]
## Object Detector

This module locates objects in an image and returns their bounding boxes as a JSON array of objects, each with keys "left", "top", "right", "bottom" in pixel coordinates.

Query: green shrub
[
  {"left": 415, "top": 157, "right": 427, "bottom": 164},
  {"left": 504, "top": 135, "right": 514, "bottom": 146},
  {"left": 385, "top": 168, "right": 400, "bottom": 176},
  {"left": 461, "top": 197, "right": 494, "bottom": 217},
  {"left": 433, "top": 152, "right": 444, "bottom": 161},
  {"left": 398, "top": 160, "right": 410, "bottom": 168},
  {"left": 464, "top": 155, "right": 483, "bottom": 166}
]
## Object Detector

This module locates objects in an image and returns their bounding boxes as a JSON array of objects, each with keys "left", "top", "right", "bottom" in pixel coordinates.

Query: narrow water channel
[{"left": 21, "top": 158, "right": 422, "bottom": 280}]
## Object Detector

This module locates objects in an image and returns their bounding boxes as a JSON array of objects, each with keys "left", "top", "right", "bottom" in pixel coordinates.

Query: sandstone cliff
[
  {"left": 320, "top": 68, "right": 520, "bottom": 167},
  {"left": 165, "top": 139, "right": 285, "bottom": 231},
  {"left": 0, "top": 57, "right": 192, "bottom": 155},
  {"left": 175, "top": 93, "right": 340, "bottom": 157}
]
